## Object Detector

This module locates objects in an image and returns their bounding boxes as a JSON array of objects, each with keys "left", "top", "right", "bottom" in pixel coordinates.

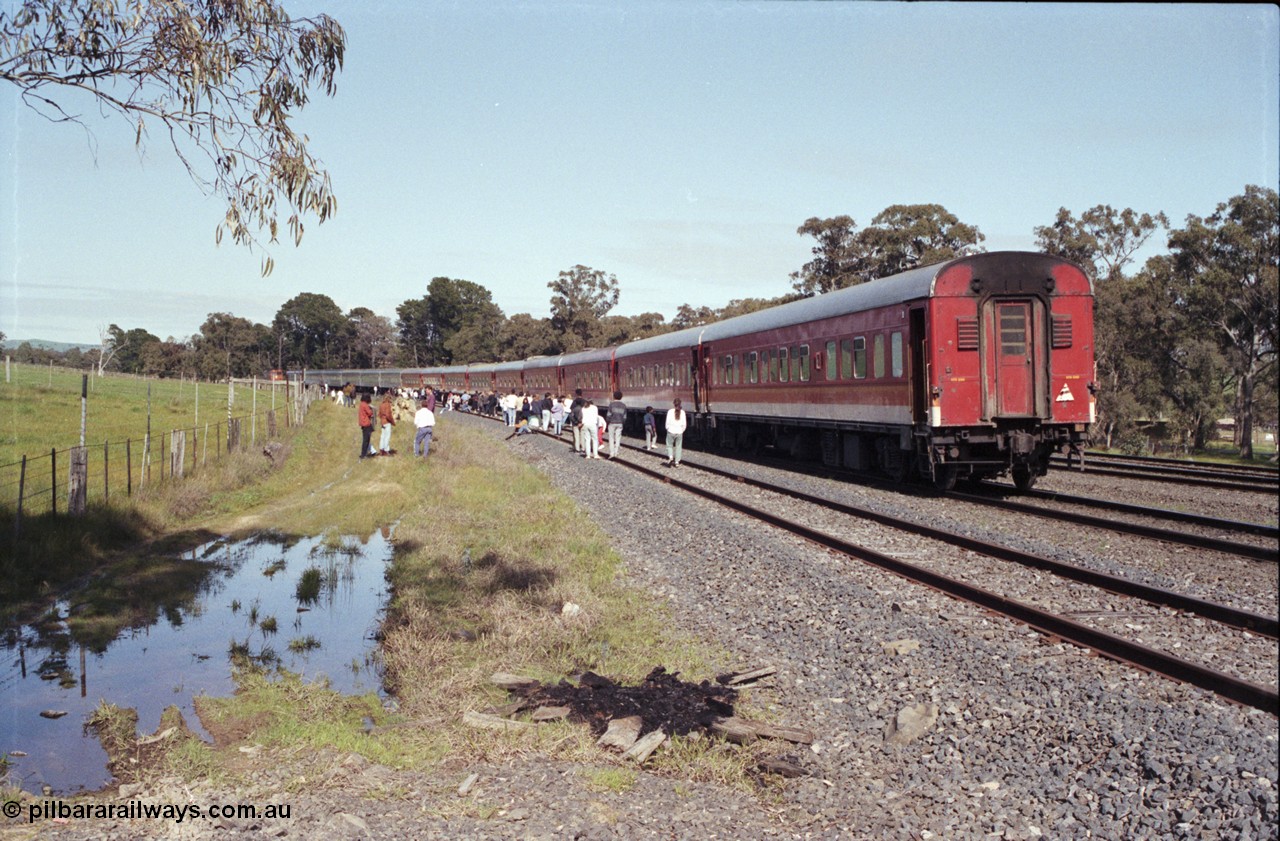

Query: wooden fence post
[
  {"left": 69, "top": 446, "right": 87, "bottom": 516},
  {"left": 51, "top": 448, "right": 57, "bottom": 516},
  {"left": 15, "top": 455, "right": 26, "bottom": 538},
  {"left": 126, "top": 439, "right": 132, "bottom": 496},
  {"left": 171, "top": 430, "right": 185, "bottom": 479},
  {"left": 104, "top": 440, "right": 109, "bottom": 502}
]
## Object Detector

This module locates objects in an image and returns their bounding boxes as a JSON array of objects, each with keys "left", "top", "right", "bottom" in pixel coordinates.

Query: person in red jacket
[
  {"left": 377, "top": 392, "right": 396, "bottom": 455},
  {"left": 358, "top": 393, "right": 375, "bottom": 459}
]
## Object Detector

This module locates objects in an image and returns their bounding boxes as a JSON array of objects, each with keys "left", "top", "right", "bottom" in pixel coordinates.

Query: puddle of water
[{"left": 1, "top": 530, "right": 393, "bottom": 795}]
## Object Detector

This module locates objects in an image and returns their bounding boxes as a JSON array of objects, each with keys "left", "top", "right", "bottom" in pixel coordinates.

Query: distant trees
[
  {"left": 548, "top": 265, "right": 619, "bottom": 352},
  {"left": 1034, "top": 205, "right": 1170, "bottom": 284},
  {"left": 1036, "top": 205, "right": 1173, "bottom": 450},
  {"left": 272, "top": 293, "right": 345, "bottom": 369},
  {"left": 0, "top": 0, "right": 347, "bottom": 273},
  {"left": 192, "top": 313, "right": 271, "bottom": 380},
  {"left": 395, "top": 277, "right": 504, "bottom": 366},
  {"left": 1036, "top": 189, "right": 1277, "bottom": 458},
  {"left": 1168, "top": 185, "right": 1278, "bottom": 458},
  {"left": 345, "top": 308, "right": 396, "bottom": 369},
  {"left": 791, "top": 205, "right": 984, "bottom": 295}
]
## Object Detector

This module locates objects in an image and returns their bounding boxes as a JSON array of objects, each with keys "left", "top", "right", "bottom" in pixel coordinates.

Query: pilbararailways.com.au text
[{"left": 5, "top": 798, "right": 292, "bottom": 824}]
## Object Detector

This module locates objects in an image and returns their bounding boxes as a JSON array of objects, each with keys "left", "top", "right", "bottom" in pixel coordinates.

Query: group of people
[
  {"left": 349, "top": 388, "right": 436, "bottom": 461},
  {"left": 338, "top": 382, "right": 689, "bottom": 467},
  {"left": 522, "top": 388, "right": 687, "bottom": 467}
]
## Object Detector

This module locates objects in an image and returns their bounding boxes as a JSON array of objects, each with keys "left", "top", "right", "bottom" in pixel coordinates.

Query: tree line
[{"left": 5, "top": 190, "right": 1276, "bottom": 458}]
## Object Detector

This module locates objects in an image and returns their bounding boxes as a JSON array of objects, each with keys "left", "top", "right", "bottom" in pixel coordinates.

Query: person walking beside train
[
  {"left": 357, "top": 393, "right": 375, "bottom": 459},
  {"left": 664, "top": 398, "right": 687, "bottom": 467},
  {"left": 580, "top": 399, "right": 600, "bottom": 459},
  {"left": 550, "top": 396, "right": 566, "bottom": 436},
  {"left": 377, "top": 391, "right": 396, "bottom": 455},
  {"left": 643, "top": 406, "right": 657, "bottom": 451},
  {"left": 413, "top": 399, "right": 436, "bottom": 459},
  {"left": 570, "top": 389, "right": 586, "bottom": 453},
  {"left": 606, "top": 391, "right": 627, "bottom": 458}
]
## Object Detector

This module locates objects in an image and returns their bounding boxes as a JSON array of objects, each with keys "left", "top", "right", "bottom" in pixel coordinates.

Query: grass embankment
[
  {"left": 198, "top": 405, "right": 751, "bottom": 788},
  {"left": 6, "top": 399, "right": 753, "bottom": 800}
]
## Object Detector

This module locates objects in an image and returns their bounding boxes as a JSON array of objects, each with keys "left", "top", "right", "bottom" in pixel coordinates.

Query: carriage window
[
  {"left": 797, "top": 345, "right": 810, "bottom": 382},
  {"left": 873, "top": 335, "right": 886, "bottom": 378},
  {"left": 891, "top": 332, "right": 904, "bottom": 378},
  {"left": 768, "top": 349, "right": 778, "bottom": 383},
  {"left": 778, "top": 347, "right": 789, "bottom": 382},
  {"left": 853, "top": 337, "right": 866, "bottom": 378},
  {"left": 840, "top": 339, "right": 852, "bottom": 379},
  {"left": 747, "top": 351, "right": 759, "bottom": 384},
  {"left": 1001, "top": 310, "right": 1027, "bottom": 356},
  {"left": 667, "top": 362, "right": 675, "bottom": 386},
  {"left": 825, "top": 341, "right": 837, "bottom": 381}
]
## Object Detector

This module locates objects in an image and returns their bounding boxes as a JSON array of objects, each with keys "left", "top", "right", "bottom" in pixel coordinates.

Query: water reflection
[{"left": 1, "top": 530, "right": 393, "bottom": 795}]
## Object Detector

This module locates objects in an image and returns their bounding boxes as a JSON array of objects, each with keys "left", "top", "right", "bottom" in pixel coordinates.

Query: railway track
[
  {"left": 490, "top": 416, "right": 1277, "bottom": 714},
  {"left": 699, "top": 441, "right": 1277, "bottom": 563},
  {"left": 1081, "top": 449, "right": 1280, "bottom": 479},
  {"left": 943, "top": 487, "right": 1277, "bottom": 563},
  {"left": 1050, "top": 454, "right": 1279, "bottom": 494}
]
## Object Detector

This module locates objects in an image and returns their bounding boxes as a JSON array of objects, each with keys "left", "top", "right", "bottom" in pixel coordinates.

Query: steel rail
[
  {"left": 1050, "top": 459, "right": 1277, "bottom": 493},
  {"left": 945, "top": 489, "right": 1278, "bottom": 563},
  {"left": 1081, "top": 450, "right": 1280, "bottom": 479},
  {"left": 673, "top": 458, "right": 1278, "bottom": 638},
  {"left": 1017, "top": 488, "right": 1279, "bottom": 540},
  {"left": 498, "top": 418, "right": 1278, "bottom": 714},
  {"left": 622, "top": 457, "right": 1279, "bottom": 715},
  {"left": 659, "top": 438, "right": 1277, "bottom": 562}
]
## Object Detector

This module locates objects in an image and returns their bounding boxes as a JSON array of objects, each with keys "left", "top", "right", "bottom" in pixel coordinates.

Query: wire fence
[{"left": 3, "top": 385, "right": 321, "bottom": 536}]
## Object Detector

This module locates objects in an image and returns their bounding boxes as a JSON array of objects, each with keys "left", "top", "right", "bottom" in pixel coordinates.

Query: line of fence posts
[{"left": 8, "top": 378, "right": 318, "bottom": 538}]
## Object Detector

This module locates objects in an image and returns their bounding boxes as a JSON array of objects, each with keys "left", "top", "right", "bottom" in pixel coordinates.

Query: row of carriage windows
[
  {"left": 712, "top": 333, "right": 903, "bottom": 386},
  {"left": 622, "top": 363, "right": 692, "bottom": 390},
  {"left": 514, "top": 332, "right": 907, "bottom": 393}
]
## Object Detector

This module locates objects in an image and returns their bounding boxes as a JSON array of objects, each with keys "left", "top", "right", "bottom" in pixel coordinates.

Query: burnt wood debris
[{"left": 473, "top": 666, "right": 814, "bottom": 777}]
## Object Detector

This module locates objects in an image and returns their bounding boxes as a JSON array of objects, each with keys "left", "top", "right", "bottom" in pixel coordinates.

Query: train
[{"left": 293, "top": 251, "right": 1095, "bottom": 491}]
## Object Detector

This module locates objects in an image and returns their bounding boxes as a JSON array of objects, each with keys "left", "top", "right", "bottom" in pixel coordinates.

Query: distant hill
[{"left": 2, "top": 339, "right": 95, "bottom": 353}]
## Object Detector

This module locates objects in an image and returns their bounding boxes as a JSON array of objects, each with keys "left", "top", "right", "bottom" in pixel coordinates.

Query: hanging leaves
[{"left": 1, "top": 0, "right": 347, "bottom": 275}]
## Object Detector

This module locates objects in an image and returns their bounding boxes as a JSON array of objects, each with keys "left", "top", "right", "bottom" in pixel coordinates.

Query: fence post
[
  {"left": 104, "top": 440, "right": 109, "bottom": 502},
  {"left": 171, "top": 430, "right": 185, "bottom": 479},
  {"left": 126, "top": 439, "right": 132, "bottom": 496},
  {"left": 69, "top": 446, "right": 87, "bottom": 516},
  {"left": 15, "top": 455, "right": 25, "bottom": 538},
  {"left": 50, "top": 448, "right": 57, "bottom": 516}
]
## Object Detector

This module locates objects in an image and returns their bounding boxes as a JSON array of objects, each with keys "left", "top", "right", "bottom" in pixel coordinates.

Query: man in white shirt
[
  {"left": 579, "top": 400, "right": 600, "bottom": 459},
  {"left": 413, "top": 401, "right": 436, "bottom": 458}
]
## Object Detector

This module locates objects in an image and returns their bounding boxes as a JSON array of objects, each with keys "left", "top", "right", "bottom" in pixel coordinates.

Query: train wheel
[
  {"left": 933, "top": 465, "right": 958, "bottom": 492},
  {"left": 1012, "top": 465, "right": 1036, "bottom": 492}
]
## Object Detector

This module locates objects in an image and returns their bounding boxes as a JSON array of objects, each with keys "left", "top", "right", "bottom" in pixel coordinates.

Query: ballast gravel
[{"left": 13, "top": 414, "right": 1276, "bottom": 841}]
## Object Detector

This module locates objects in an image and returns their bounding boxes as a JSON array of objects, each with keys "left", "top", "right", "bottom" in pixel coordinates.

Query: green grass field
[{"left": 0, "top": 363, "right": 293, "bottom": 513}]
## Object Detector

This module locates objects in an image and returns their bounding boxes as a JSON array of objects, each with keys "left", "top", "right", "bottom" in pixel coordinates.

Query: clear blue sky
[{"left": 2, "top": 2, "right": 1277, "bottom": 346}]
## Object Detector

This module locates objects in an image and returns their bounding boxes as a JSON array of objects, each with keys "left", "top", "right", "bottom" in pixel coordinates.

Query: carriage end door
[{"left": 993, "top": 300, "right": 1036, "bottom": 417}]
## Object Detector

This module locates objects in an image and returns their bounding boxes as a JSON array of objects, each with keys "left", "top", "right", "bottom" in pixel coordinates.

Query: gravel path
[{"left": 9, "top": 414, "right": 1276, "bottom": 840}]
